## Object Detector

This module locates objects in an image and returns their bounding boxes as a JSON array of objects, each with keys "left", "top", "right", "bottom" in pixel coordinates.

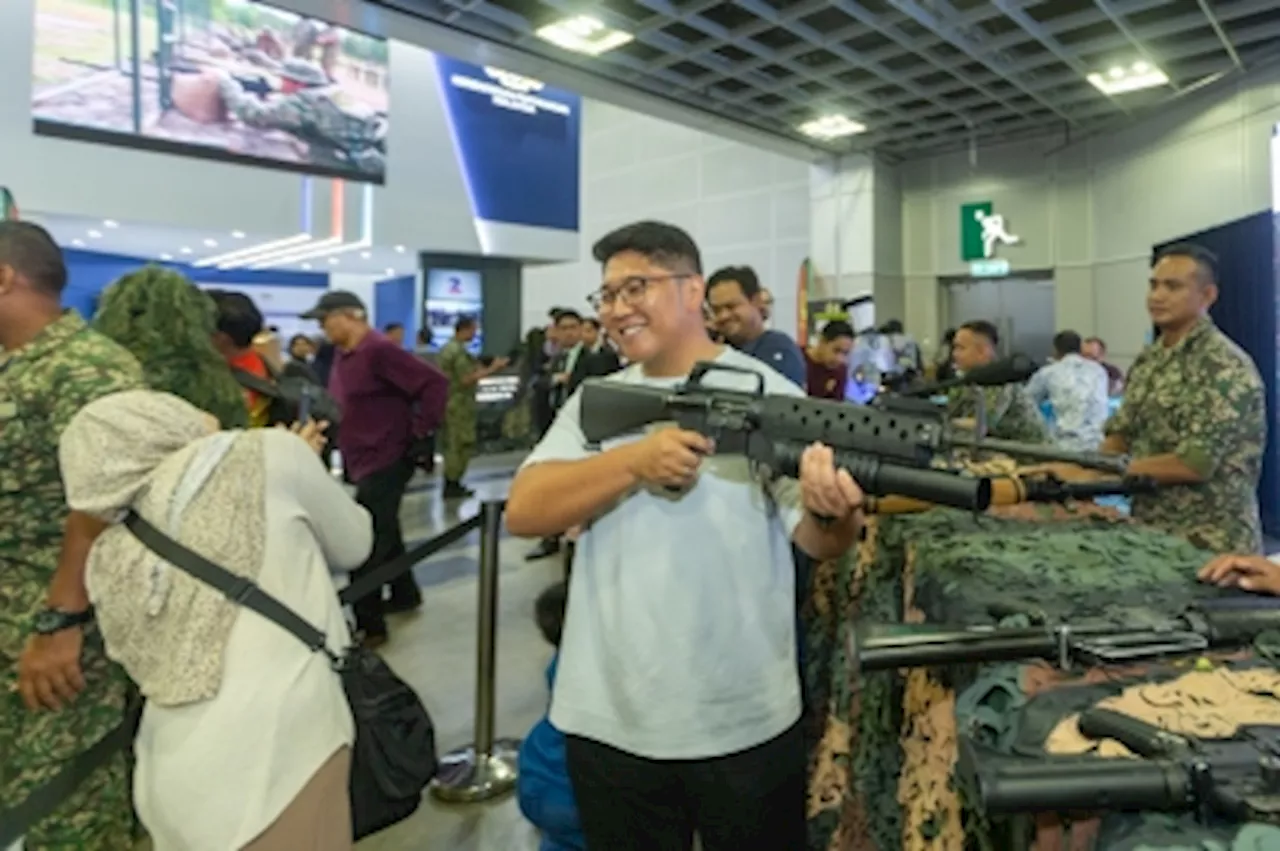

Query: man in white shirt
[
  {"left": 506, "top": 220, "right": 864, "bottom": 851},
  {"left": 1025, "top": 330, "right": 1110, "bottom": 452}
]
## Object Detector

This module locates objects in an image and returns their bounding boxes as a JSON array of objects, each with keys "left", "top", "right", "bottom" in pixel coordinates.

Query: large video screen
[{"left": 31, "top": 0, "right": 389, "bottom": 184}]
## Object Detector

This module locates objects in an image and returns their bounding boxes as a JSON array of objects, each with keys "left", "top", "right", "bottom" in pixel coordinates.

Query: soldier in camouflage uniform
[
  {"left": 0, "top": 222, "right": 143, "bottom": 849},
  {"left": 92, "top": 265, "right": 249, "bottom": 429},
  {"left": 216, "top": 58, "right": 386, "bottom": 175},
  {"left": 946, "top": 320, "right": 1047, "bottom": 443},
  {"left": 1103, "top": 244, "right": 1265, "bottom": 554},
  {"left": 437, "top": 316, "right": 508, "bottom": 499}
]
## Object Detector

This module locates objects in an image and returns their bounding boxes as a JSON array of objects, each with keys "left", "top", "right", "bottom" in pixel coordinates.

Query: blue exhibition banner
[{"left": 434, "top": 56, "right": 581, "bottom": 232}]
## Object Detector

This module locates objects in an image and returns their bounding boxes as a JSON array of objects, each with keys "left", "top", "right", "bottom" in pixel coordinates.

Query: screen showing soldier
[{"left": 30, "top": 0, "right": 390, "bottom": 184}]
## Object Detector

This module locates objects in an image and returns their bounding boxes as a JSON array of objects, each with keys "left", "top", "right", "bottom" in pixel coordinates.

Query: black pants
[
  {"left": 351, "top": 458, "right": 421, "bottom": 637},
  {"left": 564, "top": 722, "right": 806, "bottom": 851}
]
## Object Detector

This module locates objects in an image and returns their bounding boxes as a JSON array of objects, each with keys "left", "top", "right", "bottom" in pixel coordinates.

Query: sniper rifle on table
[
  {"left": 853, "top": 595, "right": 1280, "bottom": 672},
  {"left": 958, "top": 707, "right": 1280, "bottom": 825}
]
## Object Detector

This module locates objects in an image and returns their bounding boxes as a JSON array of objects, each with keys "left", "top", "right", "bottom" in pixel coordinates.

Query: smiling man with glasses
[{"left": 507, "top": 220, "right": 864, "bottom": 851}]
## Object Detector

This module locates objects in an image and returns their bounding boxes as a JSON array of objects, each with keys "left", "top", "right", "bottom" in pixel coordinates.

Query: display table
[{"left": 802, "top": 504, "right": 1240, "bottom": 851}]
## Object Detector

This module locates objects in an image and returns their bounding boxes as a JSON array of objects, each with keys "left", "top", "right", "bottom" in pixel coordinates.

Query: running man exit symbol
[{"left": 960, "top": 201, "right": 1020, "bottom": 261}]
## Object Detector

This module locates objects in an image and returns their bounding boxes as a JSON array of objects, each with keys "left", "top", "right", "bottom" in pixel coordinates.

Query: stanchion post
[{"left": 429, "top": 501, "right": 520, "bottom": 803}]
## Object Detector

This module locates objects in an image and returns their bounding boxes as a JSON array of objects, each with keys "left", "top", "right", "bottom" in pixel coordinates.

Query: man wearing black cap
[{"left": 302, "top": 290, "right": 448, "bottom": 647}]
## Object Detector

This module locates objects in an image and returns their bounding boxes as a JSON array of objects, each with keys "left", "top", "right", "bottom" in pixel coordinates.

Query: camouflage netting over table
[{"left": 802, "top": 503, "right": 1229, "bottom": 851}]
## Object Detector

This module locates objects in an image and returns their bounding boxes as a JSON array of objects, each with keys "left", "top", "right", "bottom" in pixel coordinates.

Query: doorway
[{"left": 944, "top": 275, "right": 1055, "bottom": 363}]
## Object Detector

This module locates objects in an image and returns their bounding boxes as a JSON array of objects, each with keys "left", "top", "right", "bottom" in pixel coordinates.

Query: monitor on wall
[
  {"left": 424, "top": 269, "right": 483, "bottom": 354},
  {"left": 30, "top": 0, "right": 389, "bottom": 184}
]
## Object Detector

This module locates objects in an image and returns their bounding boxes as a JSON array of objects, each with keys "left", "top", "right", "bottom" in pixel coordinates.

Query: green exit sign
[{"left": 960, "top": 201, "right": 992, "bottom": 262}]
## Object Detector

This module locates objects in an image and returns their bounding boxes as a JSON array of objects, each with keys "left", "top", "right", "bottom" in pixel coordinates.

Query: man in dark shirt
[
  {"left": 1083, "top": 336, "right": 1126, "bottom": 396},
  {"left": 302, "top": 290, "right": 448, "bottom": 647},
  {"left": 805, "top": 320, "right": 854, "bottom": 399},
  {"left": 706, "top": 266, "right": 806, "bottom": 386}
]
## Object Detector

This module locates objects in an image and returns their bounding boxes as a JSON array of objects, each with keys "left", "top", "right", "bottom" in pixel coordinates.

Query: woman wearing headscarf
[{"left": 58, "top": 390, "right": 372, "bottom": 851}]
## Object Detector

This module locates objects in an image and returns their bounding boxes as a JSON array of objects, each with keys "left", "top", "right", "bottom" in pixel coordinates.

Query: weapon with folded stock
[
  {"left": 579, "top": 361, "right": 994, "bottom": 511},
  {"left": 854, "top": 596, "right": 1280, "bottom": 672},
  {"left": 959, "top": 707, "right": 1280, "bottom": 825}
]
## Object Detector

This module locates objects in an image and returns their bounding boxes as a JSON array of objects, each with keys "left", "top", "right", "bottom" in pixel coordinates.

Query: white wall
[
  {"left": 521, "top": 100, "right": 811, "bottom": 337},
  {"left": 896, "top": 65, "right": 1280, "bottom": 366}
]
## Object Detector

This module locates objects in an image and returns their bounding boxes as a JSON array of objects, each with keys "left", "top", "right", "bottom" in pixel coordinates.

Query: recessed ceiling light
[
  {"left": 179, "top": 246, "right": 192, "bottom": 254},
  {"left": 1087, "top": 61, "right": 1169, "bottom": 95},
  {"left": 301, "top": 263, "right": 313, "bottom": 270},
  {"left": 385, "top": 268, "right": 395, "bottom": 276},
  {"left": 231, "top": 230, "right": 246, "bottom": 239},
  {"left": 87, "top": 229, "right": 103, "bottom": 239},
  {"left": 71, "top": 239, "right": 85, "bottom": 247},
  {"left": 360, "top": 251, "right": 371, "bottom": 260},
  {"left": 394, "top": 245, "right": 406, "bottom": 253},
  {"left": 204, "top": 238, "right": 218, "bottom": 248},
  {"left": 160, "top": 253, "right": 173, "bottom": 261},
  {"left": 103, "top": 219, "right": 119, "bottom": 229},
  {"left": 329, "top": 257, "right": 340, "bottom": 264},
  {"left": 535, "top": 14, "right": 633, "bottom": 56},
  {"left": 798, "top": 114, "right": 867, "bottom": 140}
]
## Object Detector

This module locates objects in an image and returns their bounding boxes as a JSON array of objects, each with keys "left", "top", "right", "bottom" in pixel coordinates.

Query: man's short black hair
[
  {"left": 959, "top": 319, "right": 999, "bottom": 347},
  {"left": 0, "top": 221, "right": 67, "bottom": 296},
  {"left": 556, "top": 309, "right": 583, "bottom": 325},
  {"left": 384, "top": 322, "right": 403, "bottom": 333},
  {"left": 706, "top": 266, "right": 761, "bottom": 299},
  {"left": 455, "top": 315, "right": 477, "bottom": 332},
  {"left": 207, "top": 289, "right": 264, "bottom": 349},
  {"left": 1155, "top": 242, "right": 1219, "bottom": 286},
  {"left": 880, "top": 319, "right": 904, "bottom": 334},
  {"left": 535, "top": 581, "right": 568, "bottom": 647},
  {"left": 821, "top": 319, "right": 855, "bottom": 342},
  {"left": 1053, "top": 330, "right": 1083, "bottom": 357},
  {"left": 591, "top": 221, "right": 702, "bottom": 275},
  {"left": 584, "top": 317, "right": 601, "bottom": 330}
]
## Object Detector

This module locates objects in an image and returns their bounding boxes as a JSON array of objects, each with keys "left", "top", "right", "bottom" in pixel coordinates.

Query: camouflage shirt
[
  {"left": 0, "top": 312, "right": 144, "bottom": 661},
  {"left": 438, "top": 339, "right": 477, "bottom": 417},
  {"left": 946, "top": 383, "right": 1048, "bottom": 443},
  {"left": 1106, "top": 318, "right": 1265, "bottom": 554}
]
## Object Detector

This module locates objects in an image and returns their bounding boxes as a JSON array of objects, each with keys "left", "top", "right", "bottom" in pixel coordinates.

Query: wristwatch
[{"left": 32, "top": 607, "right": 95, "bottom": 636}]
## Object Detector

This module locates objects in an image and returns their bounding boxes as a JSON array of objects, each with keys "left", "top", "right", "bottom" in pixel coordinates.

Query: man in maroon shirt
[
  {"left": 805, "top": 319, "right": 854, "bottom": 400},
  {"left": 302, "top": 290, "right": 448, "bottom": 647}
]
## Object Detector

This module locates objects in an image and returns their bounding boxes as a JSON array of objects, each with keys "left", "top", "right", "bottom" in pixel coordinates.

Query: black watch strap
[{"left": 32, "top": 607, "right": 95, "bottom": 635}]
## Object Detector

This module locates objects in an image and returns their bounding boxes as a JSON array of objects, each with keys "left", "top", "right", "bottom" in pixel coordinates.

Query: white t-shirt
[
  {"left": 523, "top": 347, "right": 806, "bottom": 760},
  {"left": 131, "top": 430, "right": 371, "bottom": 850}
]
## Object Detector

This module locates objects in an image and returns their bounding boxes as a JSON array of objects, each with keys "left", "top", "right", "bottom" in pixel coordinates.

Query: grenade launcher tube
[{"left": 972, "top": 755, "right": 1191, "bottom": 815}]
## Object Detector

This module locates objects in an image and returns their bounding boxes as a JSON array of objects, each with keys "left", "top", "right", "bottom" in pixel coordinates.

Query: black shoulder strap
[
  {"left": 231, "top": 366, "right": 284, "bottom": 399},
  {"left": 123, "top": 512, "right": 329, "bottom": 655}
]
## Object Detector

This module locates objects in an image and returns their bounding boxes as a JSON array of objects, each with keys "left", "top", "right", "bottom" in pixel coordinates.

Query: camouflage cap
[{"left": 279, "top": 58, "right": 329, "bottom": 86}]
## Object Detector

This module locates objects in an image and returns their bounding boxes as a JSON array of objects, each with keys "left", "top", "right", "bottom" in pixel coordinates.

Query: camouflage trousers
[
  {"left": 0, "top": 641, "right": 134, "bottom": 851},
  {"left": 443, "top": 413, "right": 477, "bottom": 482}
]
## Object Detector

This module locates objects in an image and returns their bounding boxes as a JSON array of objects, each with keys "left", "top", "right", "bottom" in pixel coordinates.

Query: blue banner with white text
[{"left": 434, "top": 56, "right": 581, "bottom": 232}]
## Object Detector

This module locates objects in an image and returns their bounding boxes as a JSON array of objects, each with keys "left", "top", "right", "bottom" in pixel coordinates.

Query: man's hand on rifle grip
[{"left": 624, "top": 428, "right": 716, "bottom": 490}]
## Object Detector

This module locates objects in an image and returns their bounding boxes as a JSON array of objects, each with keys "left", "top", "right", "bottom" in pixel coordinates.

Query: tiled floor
[{"left": 357, "top": 453, "right": 557, "bottom": 850}]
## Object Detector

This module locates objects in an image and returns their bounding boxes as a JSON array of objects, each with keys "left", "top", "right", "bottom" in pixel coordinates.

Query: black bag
[
  {"left": 124, "top": 512, "right": 437, "bottom": 840},
  {"left": 232, "top": 360, "right": 343, "bottom": 427}
]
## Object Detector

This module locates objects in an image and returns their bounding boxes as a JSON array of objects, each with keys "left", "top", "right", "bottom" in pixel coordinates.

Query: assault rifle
[
  {"left": 959, "top": 708, "right": 1280, "bottom": 824},
  {"left": 579, "top": 362, "right": 994, "bottom": 511},
  {"left": 853, "top": 595, "right": 1280, "bottom": 672}
]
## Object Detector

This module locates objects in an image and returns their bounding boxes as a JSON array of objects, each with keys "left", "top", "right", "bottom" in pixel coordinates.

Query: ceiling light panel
[
  {"left": 799, "top": 115, "right": 867, "bottom": 140},
  {"left": 535, "top": 15, "right": 633, "bottom": 57},
  {"left": 1087, "top": 61, "right": 1170, "bottom": 95}
]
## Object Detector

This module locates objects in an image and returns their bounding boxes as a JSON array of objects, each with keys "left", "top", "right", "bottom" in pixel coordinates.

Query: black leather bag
[{"left": 124, "top": 512, "right": 438, "bottom": 840}]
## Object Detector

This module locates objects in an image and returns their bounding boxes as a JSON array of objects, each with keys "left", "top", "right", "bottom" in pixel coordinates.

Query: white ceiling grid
[{"left": 372, "top": 0, "right": 1278, "bottom": 158}]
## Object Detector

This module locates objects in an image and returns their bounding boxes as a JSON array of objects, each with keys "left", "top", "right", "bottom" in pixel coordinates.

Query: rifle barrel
[
  {"left": 972, "top": 753, "right": 1191, "bottom": 815},
  {"left": 957, "top": 435, "right": 1130, "bottom": 475},
  {"left": 856, "top": 628, "right": 1058, "bottom": 671}
]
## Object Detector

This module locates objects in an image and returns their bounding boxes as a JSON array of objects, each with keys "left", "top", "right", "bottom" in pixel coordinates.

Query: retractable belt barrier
[{"left": 0, "top": 507, "right": 495, "bottom": 844}]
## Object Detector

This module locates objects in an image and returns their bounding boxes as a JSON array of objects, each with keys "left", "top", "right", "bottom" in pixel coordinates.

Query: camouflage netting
[
  {"left": 93, "top": 266, "right": 249, "bottom": 429},
  {"left": 803, "top": 502, "right": 1233, "bottom": 851}
]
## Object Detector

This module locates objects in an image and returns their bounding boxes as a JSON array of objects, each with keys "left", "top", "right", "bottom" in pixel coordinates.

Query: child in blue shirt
[{"left": 517, "top": 582, "right": 584, "bottom": 851}]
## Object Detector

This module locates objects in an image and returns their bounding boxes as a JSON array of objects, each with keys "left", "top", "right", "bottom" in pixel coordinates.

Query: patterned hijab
[{"left": 59, "top": 390, "right": 266, "bottom": 706}]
